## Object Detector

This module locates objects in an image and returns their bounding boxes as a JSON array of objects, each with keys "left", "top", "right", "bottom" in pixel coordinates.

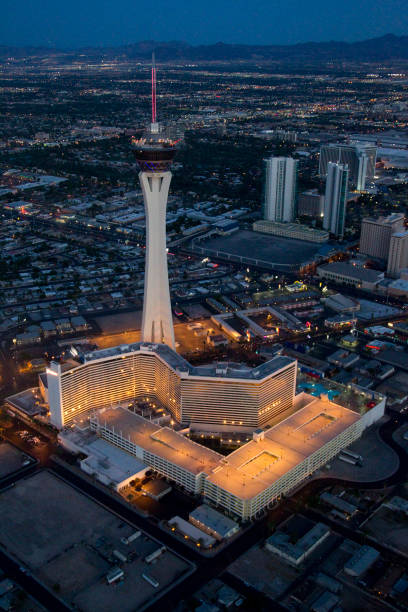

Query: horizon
[
  {"left": 0, "top": 32, "right": 405, "bottom": 51},
  {"left": 1, "top": 0, "right": 407, "bottom": 49}
]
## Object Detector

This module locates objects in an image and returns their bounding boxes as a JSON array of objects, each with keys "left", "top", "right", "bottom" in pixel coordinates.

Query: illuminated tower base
[{"left": 140, "top": 170, "right": 175, "bottom": 348}]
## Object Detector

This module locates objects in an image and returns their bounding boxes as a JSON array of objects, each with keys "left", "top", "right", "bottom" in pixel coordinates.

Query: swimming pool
[{"left": 298, "top": 381, "right": 340, "bottom": 401}]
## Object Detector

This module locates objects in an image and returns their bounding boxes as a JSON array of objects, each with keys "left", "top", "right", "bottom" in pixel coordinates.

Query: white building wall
[
  {"left": 48, "top": 348, "right": 296, "bottom": 429},
  {"left": 204, "top": 414, "right": 372, "bottom": 521},
  {"left": 87, "top": 397, "right": 384, "bottom": 521},
  {"left": 140, "top": 171, "right": 175, "bottom": 349},
  {"left": 359, "top": 395, "right": 386, "bottom": 428},
  {"left": 360, "top": 214, "right": 404, "bottom": 260},
  {"left": 264, "top": 157, "right": 297, "bottom": 222},
  {"left": 387, "top": 232, "right": 408, "bottom": 278},
  {"left": 47, "top": 362, "right": 63, "bottom": 429},
  {"left": 356, "top": 153, "right": 369, "bottom": 191},
  {"left": 90, "top": 416, "right": 204, "bottom": 494},
  {"left": 323, "top": 163, "right": 349, "bottom": 237}
]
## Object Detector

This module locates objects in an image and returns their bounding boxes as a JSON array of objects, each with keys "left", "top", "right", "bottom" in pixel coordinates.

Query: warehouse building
[
  {"left": 317, "top": 262, "right": 384, "bottom": 291},
  {"left": 189, "top": 504, "right": 240, "bottom": 540},
  {"left": 265, "top": 517, "right": 330, "bottom": 566}
]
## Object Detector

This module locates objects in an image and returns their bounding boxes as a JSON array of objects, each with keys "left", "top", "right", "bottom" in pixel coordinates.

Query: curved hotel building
[
  {"left": 46, "top": 342, "right": 296, "bottom": 430},
  {"left": 46, "top": 341, "right": 385, "bottom": 521}
]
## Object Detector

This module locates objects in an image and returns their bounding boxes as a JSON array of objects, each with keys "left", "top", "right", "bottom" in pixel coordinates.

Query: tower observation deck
[{"left": 131, "top": 55, "right": 177, "bottom": 349}]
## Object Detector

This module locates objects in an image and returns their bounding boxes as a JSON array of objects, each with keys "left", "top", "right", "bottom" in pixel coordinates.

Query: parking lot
[
  {"left": 93, "top": 317, "right": 222, "bottom": 354},
  {"left": 318, "top": 421, "right": 400, "bottom": 483}
]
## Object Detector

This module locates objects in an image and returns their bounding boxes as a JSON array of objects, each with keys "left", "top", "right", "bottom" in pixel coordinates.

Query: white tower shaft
[{"left": 140, "top": 170, "right": 175, "bottom": 348}]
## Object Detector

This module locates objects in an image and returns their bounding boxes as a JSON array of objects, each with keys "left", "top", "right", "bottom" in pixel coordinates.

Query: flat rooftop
[
  {"left": 80, "top": 437, "right": 147, "bottom": 485},
  {"left": 95, "top": 406, "right": 222, "bottom": 476},
  {"left": 318, "top": 262, "right": 383, "bottom": 283},
  {"left": 0, "top": 441, "right": 32, "bottom": 480},
  {"left": 189, "top": 504, "right": 238, "bottom": 536},
  {"left": 376, "top": 348, "right": 408, "bottom": 372},
  {"left": 189, "top": 355, "right": 294, "bottom": 380},
  {"left": 6, "top": 387, "right": 43, "bottom": 416},
  {"left": 197, "top": 230, "right": 323, "bottom": 268},
  {"left": 206, "top": 395, "right": 360, "bottom": 500},
  {"left": 80, "top": 342, "right": 190, "bottom": 372},
  {"left": 0, "top": 471, "right": 192, "bottom": 612},
  {"left": 362, "top": 213, "right": 404, "bottom": 226},
  {"left": 254, "top": 220, "right": 329, "bottom": 240},
  {"left": 356, "top": 299, "right": 401, "bottom": 321}
]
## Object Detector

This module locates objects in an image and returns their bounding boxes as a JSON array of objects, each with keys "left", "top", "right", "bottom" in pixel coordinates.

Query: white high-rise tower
[
  {"left": 387, "top": 231, "right": 408, "bottom": 278},
  {"left": 132, "top": 55, "right": 177, "bottom": 348},
  {"left": 323, "top": 162, "right": 349, "bottom": 238},
  {"left": 263, "top": 157, "right": 298, "bottom": 222}
]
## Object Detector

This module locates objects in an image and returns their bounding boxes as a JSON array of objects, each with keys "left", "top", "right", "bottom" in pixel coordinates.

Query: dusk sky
[{"left": 1, "top": 0, "right": 407, "bottom": 48}]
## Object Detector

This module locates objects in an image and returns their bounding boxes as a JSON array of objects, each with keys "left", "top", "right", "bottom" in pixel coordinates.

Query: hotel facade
[
  {"left": 46, "top": 342, "right": 296, "bottom": 431},
  {"left": 45, "top": 342, "right": 385, "bottom": 521}
]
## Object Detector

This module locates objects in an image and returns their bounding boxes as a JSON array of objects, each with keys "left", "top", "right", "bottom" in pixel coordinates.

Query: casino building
[{"left": 43, "top": 341, "right": 385, "bottom": 520}]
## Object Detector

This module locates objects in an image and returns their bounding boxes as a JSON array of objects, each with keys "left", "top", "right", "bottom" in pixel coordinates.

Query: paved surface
[
  {"left": 93, "top": 319, "right": 218, "bottom": 353},
  {"left": 94, "top": 310, "right": 142, "bottom": 333},
  {"left": 202, "top": 230, "right": 321, "bottom": 266},
  {"left": 316, "top": 420, "right": 399, "bottom": 483},
  {"left": 392, "top": 422, "right": 408, "bottom": 454}
]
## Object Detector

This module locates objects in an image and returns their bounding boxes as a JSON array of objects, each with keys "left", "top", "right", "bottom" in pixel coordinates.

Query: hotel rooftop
[
  {"left": 94, "top": 406, "right": 222, "bottom": 476},
  {"left": 205, "top": 395, "right": 360, "bottom": 499},
  {"left": 94, "top": 394, "right": 361, "bottom": 498},
  {"left": 75, "top": 341, "right": 294, "bottom": 381}
]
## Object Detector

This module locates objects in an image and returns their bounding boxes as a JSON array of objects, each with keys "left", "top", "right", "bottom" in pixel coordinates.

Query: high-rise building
[
  {"left": 360, "top": 213, "right": 405, "bottom": 260},
  {"left": 263, "top": 157, "right": 298, "bottom": 222},
  {"left": 272, "top": 129, "right": 298, "bottom": 143},
  {"left": 387, "top": 231, "right": 408, "bottom": 278},
  {"left": 131, "top": 56, "right": 177, "bottom": 348},
  {"left": 297, "top": 189, "right": 324, "bottom": 217},
  {"left": 323, "top": 162, "right": 349, "bottom": 238},
  {"left": 356, "top": 152, "right": 370, "bottom": 192},
  {"left": 45, "top": 342, "right": 297, "bottom": 430},
  {"left": 319, "top": 143, "right": 377, "bottom": 191}
]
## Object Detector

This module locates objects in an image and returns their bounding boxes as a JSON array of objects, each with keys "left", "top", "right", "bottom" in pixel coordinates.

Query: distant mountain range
[{"left": 1, "top": 34, "right": 408, "bottom": 63}]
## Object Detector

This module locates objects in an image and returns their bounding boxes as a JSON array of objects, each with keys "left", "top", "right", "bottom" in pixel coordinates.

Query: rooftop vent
[
  {"left": 216, "top": 365, "right": 228, "bottom": 376},
  {"left": 253, "top": 429, "right": 265, "bottom": 442}
]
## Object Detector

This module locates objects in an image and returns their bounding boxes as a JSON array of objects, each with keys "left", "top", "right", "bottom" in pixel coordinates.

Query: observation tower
[{"left": 132, "top": 55, "right": 177, "bottom": 349}]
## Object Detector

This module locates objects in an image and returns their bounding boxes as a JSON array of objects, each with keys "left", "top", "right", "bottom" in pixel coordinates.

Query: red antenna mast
[{"left": 151, "top": 52, "right": 157, "bottom": 124}]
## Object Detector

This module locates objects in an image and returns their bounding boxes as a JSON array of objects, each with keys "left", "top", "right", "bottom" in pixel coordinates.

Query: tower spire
[
  {"left": 151, "top": 52, "right": 158, "bottom": 132},
  {"left": 131, "top": 52, "right": 177, "bottom": 349}
]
